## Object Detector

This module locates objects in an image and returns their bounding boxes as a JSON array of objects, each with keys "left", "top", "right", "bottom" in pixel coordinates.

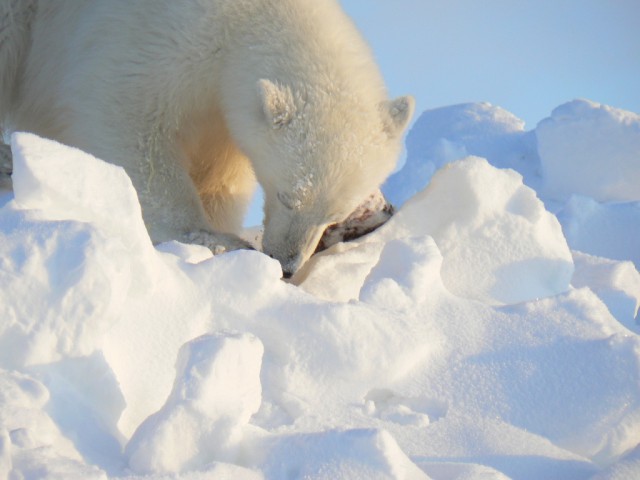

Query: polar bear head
[{"left": 250, "top": 79, "right": 414, "bottom": 278}]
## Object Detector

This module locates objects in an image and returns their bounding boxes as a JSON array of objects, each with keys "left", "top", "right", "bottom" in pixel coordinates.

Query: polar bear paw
[{"left": 183, "top": 229, "right": 254, "bottom": 255}]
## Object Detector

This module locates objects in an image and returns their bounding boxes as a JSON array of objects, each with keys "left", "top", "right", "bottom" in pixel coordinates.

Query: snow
[
  {"left": 1, "top": 98, "right": 639, "bottom": 480},
  {"left": 571, "top": 252, "right": 640, "bottom": 332},
  {"left": 557, "top": 196, "right": 640, "bottom": 269},
  {"left": 536, "top": 99, "right": 640, "bottom": 203},
  {"left": 377, "top": 156, "right": 573, "bottom": 305},
  {"left": 126, "top": 333, "right": 264, "bottom": 473}
]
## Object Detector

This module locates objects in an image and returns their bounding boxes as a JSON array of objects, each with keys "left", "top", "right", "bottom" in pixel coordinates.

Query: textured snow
[
  {"left": 126, "top": 333, "right": 264, "bottom": 473},
  {"left": 1, "top": 99, "right": 640, "bottom": 480},
  {"left": 557, "top": 195, "right": 640, "bottom": 269},
  {"left": 537, "top": 99, "right": 640, "bottom": 203},
  {"left": 379, "top": 156, "right": 573, "bottom": 304}
]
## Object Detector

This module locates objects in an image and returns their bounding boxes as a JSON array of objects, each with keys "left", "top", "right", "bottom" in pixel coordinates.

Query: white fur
[
  {"left": 0, "top": 0, "right": 414, "bottom": 275},
  {"left": 0, "top": 1, "right": 37, "bottom": 135}
]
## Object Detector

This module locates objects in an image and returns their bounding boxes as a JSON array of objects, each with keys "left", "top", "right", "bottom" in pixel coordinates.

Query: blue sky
[{"left": 341, "top": 0, "right": 640, "bottom": 128}]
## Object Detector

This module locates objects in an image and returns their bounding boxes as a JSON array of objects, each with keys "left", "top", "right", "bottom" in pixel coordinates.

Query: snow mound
[
  {"left": 382, "top": 156, "right": 572, "bottom": 304},
  {"left": 537, "top": 99, "right": 640, "bottom": 202},
  {"left": 1, "top": 98, "right": 640, "bottom": 480},
  {"left": 11, "top": 133, "right": 149, "bottom": 243}
]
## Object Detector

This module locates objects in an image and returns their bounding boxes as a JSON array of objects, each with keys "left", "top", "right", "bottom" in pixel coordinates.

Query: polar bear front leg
[
  {"left": 182, "top": 229, "right": 253, "bottom": 255},
  {"left": 0, "top": 143, "right": 12, "bottom": 175},
  {"left": 131, "top": 144, "right": 253, "bottom": 254}
]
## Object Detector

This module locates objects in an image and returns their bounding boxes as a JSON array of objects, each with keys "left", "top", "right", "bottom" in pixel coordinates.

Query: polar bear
[{"left": 0, "top": 0, "right": 413, "bottom": 277}]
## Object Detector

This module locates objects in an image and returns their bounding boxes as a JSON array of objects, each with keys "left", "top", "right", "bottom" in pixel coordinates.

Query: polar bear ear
[
  {"left": 381, "top": 96, "right": 415, "bottom": 137},
  {"left": 258, "top": 79, "right": 296, "bottom": 129}
]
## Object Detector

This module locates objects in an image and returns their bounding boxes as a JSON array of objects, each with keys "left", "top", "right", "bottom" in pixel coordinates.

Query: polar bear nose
[
  {"left": 265, "top": 253, "right": 296, "bottom": 278},
  {"left": 280, "top": 253, "right": 304, "bottom": 280}
]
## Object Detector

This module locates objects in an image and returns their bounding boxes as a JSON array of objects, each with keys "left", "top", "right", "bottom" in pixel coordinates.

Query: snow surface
[
  {"left": 537, "top": 99, "right": 640, "bottom": 203},
  {"left": 1, "top": 98, "right": 639, "bottom": 480}
]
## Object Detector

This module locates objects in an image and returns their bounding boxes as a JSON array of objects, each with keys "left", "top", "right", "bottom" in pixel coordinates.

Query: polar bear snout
[
  {"left": 268, "top": 251, "right": 304, "bottom": 279},
  {"left": 268, "top": 245, "right": 312, "bottom": 279},
  {"left": 281, "top": 260, "right": 299, "bottom": 279},
  {"left": 263, "top": 221, "right": 327, "bottom": 279},
  {"left": 279, "top": 249, "right": 311, "bottom": 279}
]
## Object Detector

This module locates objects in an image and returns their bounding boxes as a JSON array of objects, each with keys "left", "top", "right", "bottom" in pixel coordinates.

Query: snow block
[
  {"left": 126, "top": 333, "right": 264, "bottom": 474},
  {"left": 10, "top": 132, "right": 151, "bottom": 245},
  {"left": 380, "top": 157, "right": 573, "bottom": 304},
  {"left": 263, "top": 429, "right": 431, "bottom": 480},
  {"left": 537, "top": 99, "right": 640, "bottom": 202}
]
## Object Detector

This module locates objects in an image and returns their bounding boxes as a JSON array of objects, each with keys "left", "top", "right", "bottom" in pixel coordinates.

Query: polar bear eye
[{"left": 277, "top": 191, "right": 296, "bottom": 210}]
